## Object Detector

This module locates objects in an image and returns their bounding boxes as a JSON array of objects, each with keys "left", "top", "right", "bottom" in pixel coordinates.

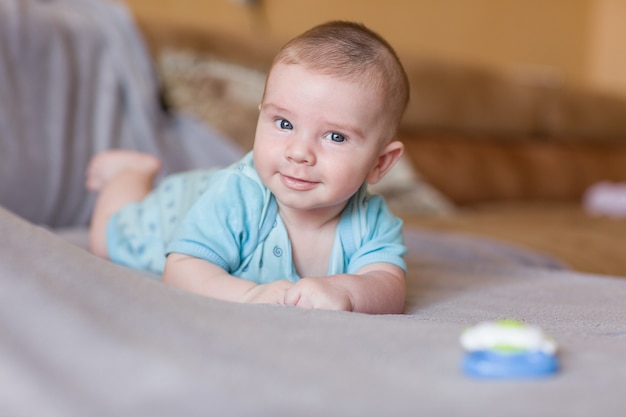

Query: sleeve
[
  {"left": 165, "top": 170, "right": 266, "bottom": 273},
  {"left": 345, "top": 193, "right": 407, "bottom": 274}
]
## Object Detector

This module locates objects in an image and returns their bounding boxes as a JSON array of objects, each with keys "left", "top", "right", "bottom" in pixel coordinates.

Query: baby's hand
[
  {"left": 284, "top": 277, "right": 354, "bottom": 311},
  {"left": 242, "top": 280, "right": 293, "bottom": 305}
]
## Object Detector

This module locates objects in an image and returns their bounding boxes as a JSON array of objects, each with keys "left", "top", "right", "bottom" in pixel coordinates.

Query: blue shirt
[{"left": 166, "top": 153, "right": 406, "bottom": 284}]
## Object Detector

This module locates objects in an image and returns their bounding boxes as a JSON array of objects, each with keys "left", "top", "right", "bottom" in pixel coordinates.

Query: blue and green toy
[{"left": 460, "top": 319, "right": 559, "bottom": 379}]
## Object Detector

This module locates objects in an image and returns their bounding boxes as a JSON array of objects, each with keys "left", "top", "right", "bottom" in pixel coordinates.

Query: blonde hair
[{"left": 270, "top": 21, "right": 410, "bottom": 139}]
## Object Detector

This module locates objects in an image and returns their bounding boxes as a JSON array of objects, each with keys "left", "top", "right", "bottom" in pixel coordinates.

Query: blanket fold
[{"left": 0, "top": 0, "right": 241, "bottom": 227}]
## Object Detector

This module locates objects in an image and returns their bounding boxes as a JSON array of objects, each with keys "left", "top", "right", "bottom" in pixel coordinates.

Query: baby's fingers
[{"left": 284, "top": 286, "right": 307, "bottom": 308}]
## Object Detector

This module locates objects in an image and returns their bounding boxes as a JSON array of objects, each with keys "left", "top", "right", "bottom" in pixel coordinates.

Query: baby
[{"left": 86, "top": 21, "right": 410, "bottom": 313}]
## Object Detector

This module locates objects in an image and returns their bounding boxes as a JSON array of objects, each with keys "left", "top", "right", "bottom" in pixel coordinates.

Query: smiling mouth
[{"left": 280, "top": 174, "right": 318, "bottom": 191}]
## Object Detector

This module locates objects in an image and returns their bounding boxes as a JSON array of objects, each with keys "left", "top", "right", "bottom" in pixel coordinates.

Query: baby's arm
[
  {"left": 163, "top": 253, "right": 293, "bottom": 304},
  {"left": 284, "top": 263, "right": 406, "bottom": 314}
]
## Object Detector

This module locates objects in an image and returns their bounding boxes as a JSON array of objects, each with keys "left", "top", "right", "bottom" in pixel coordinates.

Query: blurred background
[{"left": 122, "top": 0, "right": 626, "bottom": 99}]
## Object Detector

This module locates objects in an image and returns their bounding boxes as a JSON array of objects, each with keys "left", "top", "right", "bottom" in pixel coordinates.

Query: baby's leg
[{"left": 86, "top": 150, "right": 161, "bottom": 258}]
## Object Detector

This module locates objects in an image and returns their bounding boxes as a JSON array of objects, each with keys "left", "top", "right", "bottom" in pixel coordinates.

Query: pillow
[
  {"left": 157, "top": 50, "right": 455, "bottom": 217},
  {"left": 158, "top": 49, "right": 266, "bottom": 151}
]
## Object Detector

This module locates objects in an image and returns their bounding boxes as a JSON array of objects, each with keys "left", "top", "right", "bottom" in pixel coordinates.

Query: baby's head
[
  {"left": 254, "top": 21, "right": 410, "bottom": 216},
  {"left": 268, "top": 21, "right": 409, "bottom": 142}
]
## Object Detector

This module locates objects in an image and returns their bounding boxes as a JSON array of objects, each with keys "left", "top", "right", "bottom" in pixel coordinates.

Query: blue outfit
[
  {"left": 107, "top": 152, "right": 406, "bottom": 281},
  {"left": 106, "top": 168, "right": 218, "bottom": 274}
]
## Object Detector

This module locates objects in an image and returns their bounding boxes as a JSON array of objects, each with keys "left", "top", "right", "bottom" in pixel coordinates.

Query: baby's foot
[{"left": 86, "top": 150, "right": 161, "bottom": 191}]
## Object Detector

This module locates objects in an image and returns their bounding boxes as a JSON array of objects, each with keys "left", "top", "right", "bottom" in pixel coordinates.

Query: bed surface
[
  {"left": 3, "top": 206, "right": 626, "bottom": 417},
  {"left": 3, "top": 1, "right": 626, "bottom": 415}
]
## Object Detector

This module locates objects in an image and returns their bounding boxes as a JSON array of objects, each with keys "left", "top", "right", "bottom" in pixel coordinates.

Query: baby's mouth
[{"left": 280, "top": 173, "right": 318, "bottom": 191}]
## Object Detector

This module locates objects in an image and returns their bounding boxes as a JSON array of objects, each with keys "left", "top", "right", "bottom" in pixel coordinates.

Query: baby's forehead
[
  {"left": 265, "top": 62, "right": 395, "bottom": 132},
  {"left": 268, "top": 62, "right": 386, "bottom": 99}
]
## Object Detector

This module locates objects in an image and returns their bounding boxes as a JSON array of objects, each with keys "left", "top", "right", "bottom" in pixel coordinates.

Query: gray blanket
[{"left": 2, "top": 205, "right": 626, "bottom": 417}]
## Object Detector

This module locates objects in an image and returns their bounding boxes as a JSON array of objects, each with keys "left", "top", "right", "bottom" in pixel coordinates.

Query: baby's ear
[{"left": 366, "top": 140, "right": 404, "bottom": 185}]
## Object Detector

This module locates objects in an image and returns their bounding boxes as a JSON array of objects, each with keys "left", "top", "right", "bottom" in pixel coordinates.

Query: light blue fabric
[
  {"left": 166, "top": 153, "right": 406, "bottom": 283},
  {"left": 106, "top": 168, "right": 220, "bottom": 274},
  {"left": 108, "top": 152, "right": 406, "bottom": 281}
]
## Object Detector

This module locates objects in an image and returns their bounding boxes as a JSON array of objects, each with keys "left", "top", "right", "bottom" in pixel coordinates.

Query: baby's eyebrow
[{"left": 261, "top": 103, "right": 290, "bottom": 115}]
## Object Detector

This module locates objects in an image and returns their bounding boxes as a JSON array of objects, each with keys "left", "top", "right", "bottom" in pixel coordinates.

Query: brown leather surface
[{"left": 403, "top": 136, "right": 626, "bottom": 204}]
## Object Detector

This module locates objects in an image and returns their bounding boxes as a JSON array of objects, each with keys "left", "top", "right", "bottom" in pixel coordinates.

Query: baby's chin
[{"left": 274, "top": 194, "right": 350, "bottom": 218}]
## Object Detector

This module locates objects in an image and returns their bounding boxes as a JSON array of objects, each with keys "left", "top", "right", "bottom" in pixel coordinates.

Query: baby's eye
[
  {"left": 275, "top": 119, "right": 293, "bottom": 130},
  {"left": 325, "top": 132, "right": 346, "bottom": 143}
]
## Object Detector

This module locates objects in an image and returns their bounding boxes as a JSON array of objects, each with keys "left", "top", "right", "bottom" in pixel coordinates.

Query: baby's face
[{"left": 253, "top": 62, "right": 390, "bottom": 218}]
